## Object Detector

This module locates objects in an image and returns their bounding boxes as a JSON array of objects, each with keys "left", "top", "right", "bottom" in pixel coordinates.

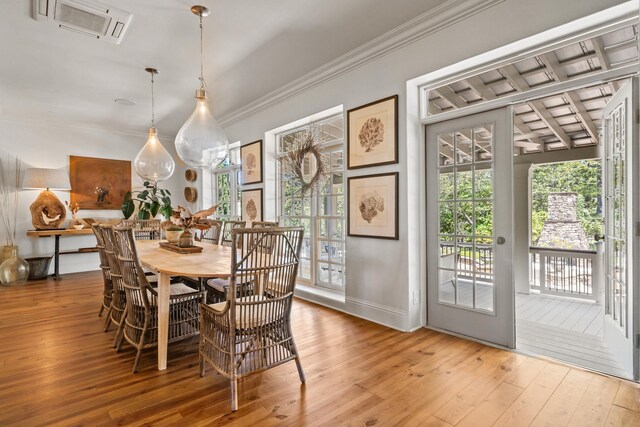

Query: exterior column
[{"left": 513, "top": 163, "right": 532, "bottom": 294}]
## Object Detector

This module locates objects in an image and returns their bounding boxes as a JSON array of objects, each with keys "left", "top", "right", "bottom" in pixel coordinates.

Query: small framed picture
[
  {"left": 347, "top": 95, "right": 398, "bottom": 169},
  {"left": 241, "top": 188, "right": 263, "bottom": 223},
  {"left": 240, "top": 140, "right": 263, "bottom": 185},
  {"left": 348, "top": 172, "right": 398, "bottom": 240}
]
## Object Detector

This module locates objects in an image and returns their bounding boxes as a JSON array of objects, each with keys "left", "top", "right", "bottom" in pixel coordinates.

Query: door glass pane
[
  {"left": 437, "top": 123, "right": 495, "bottom": 313},
  {"left": 604, "top": 103, "right": 627, "bottom": 330},
  {"left": 474, "top": 125, "right": 493, "bottom": 162}
]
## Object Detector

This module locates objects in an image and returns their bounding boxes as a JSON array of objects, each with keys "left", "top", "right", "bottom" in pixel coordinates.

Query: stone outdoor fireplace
[{"left": 537, "top": 192, "right": 589, "bottom": 250}]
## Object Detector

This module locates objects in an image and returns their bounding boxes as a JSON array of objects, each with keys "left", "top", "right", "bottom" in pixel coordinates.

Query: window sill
[{"left": 294, "top": 283, "right": 346, "bottom": 306}]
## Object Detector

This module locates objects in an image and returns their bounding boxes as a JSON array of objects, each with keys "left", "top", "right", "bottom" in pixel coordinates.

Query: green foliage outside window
[{"left": 217, "top": 173, "right": 231, "bottom": 217}]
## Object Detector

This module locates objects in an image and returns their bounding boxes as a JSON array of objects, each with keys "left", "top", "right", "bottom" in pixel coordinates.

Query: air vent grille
[
  {"left": 31, "top": 0, "right": 132, "bottom": 44},
  {"left": 56, "top": 3, "right": 111, "bottom": 35}
]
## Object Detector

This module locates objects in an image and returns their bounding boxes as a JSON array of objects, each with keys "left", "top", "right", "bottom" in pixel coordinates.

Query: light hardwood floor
[{"left": 1, "top": 272, "right": 639, "bottom": 426}]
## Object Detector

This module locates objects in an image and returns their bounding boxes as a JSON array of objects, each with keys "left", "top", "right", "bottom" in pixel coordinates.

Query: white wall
[
  {"left": 0, "top": 117, "right": 187, "bottom": 275},
  {"left": 221, "top": 0, "right": 626, "bottom": 330}
]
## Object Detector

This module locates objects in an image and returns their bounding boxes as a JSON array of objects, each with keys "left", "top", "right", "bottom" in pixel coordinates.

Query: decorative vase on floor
[
  {"left": 0, "top": 247, "right": 30, "bottom": 286},
  {"left": 178, "top": 229, "right": 194, "bottom": 248},
  {"left": 0, "top": 245, "right": 15, "bottom": 265}
]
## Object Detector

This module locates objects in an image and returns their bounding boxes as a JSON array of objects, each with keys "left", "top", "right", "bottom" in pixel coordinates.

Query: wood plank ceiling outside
[{"left": 431, "top": 24, "right": 639, "bottom": 160}]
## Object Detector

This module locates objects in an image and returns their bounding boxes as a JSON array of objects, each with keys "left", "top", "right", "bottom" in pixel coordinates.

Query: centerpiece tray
[{"left": 158, "top": 242, "right": 203, "bottom": 254}]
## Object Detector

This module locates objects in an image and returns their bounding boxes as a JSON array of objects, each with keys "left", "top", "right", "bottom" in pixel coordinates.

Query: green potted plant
[{"left": 121, "top": 181, "right": 173, "bottom": 220}]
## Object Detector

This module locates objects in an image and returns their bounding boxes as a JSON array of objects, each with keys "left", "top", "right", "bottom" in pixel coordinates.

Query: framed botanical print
[
  {"left": 348, "top": 172, "right": 398, "bottom": 240},
  {"left": 240, "top": 140, "right": 263, "bottom": 185},
  {"left": 347, "top": 95, "right": 398, "bottom": 169},
  {"left": 69, "top": 156, "right": 131, "bottom": 210},
  {"left": 241, "top": 188, "right": 263, "bottom": 223}
]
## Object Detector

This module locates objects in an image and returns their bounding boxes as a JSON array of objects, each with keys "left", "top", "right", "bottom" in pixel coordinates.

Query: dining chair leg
[
  {"left": 98, "top": 306, "right": 104, "bottom": 317},
  {"left": 132, "top": 348, "right": 143, "bottom": 373},
  {"left": 103, "top": 311, "right": 112, "bottom": 332},
  {"left": 116, "top": 331, "right": 125, "bottom": 352},
  {"left": 295, "top": 356, "right": 306, "bottom": 384},
  {"left": 230, "top": 379, "right": 238, "bottom": 412},
  {"left": 113, "top": 322, "right": 124, "bottom": 347},
  {"left": 199, "top": 356, "right": 206, "bottom": 377}
]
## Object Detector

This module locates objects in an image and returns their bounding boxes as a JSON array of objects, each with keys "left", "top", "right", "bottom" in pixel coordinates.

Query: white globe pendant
[
  {"left": 134, "top": 67, "right": 175, "bottom": 182},
  {"left": 174, "top": 89, "right": 228, "bottom": 169},
  {"left": 135, "top": 127, "right": 175, "bottom": 182}
]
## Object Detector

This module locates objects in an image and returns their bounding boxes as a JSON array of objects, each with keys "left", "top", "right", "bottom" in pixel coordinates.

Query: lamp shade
[
  {"left": 134, "top": 127, "right": 175, "bottom": 182},
  {"left": 22, "top": 168, "right": 71, "bottom": 190},
  {"left": 174, "top": 91, "right": 229, "bottom": 169}
]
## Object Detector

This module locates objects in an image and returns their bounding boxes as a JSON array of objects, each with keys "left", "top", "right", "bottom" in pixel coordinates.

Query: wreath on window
[{"left": 277, "top": 125, "right": 327, "bottom": 195}]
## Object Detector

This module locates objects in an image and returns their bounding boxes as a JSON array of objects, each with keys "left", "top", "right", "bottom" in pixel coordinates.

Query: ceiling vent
[{"left": 31, "top": 0, "right": 132, "bottom": 44}]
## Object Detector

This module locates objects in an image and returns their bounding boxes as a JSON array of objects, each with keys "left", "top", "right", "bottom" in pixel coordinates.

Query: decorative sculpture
[{"left": 30, "top": 190, "right": 66, "bottom": 229}]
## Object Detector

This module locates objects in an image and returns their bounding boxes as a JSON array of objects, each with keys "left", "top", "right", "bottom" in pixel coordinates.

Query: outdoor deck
[
  {"left": 440, "top": 279, "right": 627, "bottom": 378},
  {"left": 516, "top": 292, "right": 628, "bottom": 379}
]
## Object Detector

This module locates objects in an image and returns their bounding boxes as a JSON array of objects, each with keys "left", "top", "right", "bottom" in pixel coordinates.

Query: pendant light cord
[
  {"left": 150, "top": 72, "right": 156, "bottom": 127},
  {"left": 199, "top": 13, "right": 208, "bottom": 90}
]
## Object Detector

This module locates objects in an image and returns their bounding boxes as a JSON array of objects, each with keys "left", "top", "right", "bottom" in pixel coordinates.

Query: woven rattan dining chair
[
  {"left": 203, "top": 218, "right": 245, "bottom": 303},
  {"left": 251, "top": 221, "right": 278, "bottom": 228},
  {"left": 100, "top": 225, "right": 128, "bottom": 344},
  {"left": 92, "top": 225, "right": 113, "bottom": 326},
  {"left": 199, "top": 226, "right": 305, "bottom": 411},
  {"left": 220, "top": 220, "right": 246, "bottom": 247},
  {"left": 112, "top": 226, "right": 206, "bottom": 373},
  {"left": 195, "top": 219, "right": 222, "bottom": 244},
  {"left": 121, "top": 219, "right": 161, "bottom": 240}
]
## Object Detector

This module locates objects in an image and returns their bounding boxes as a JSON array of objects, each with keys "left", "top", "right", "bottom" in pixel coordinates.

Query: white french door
[
  {"left": 426, "top": 108, "right": 514, "bottom": 347},
  {"left": 602, "top": 77, "right": 638, "bottom": 381}
]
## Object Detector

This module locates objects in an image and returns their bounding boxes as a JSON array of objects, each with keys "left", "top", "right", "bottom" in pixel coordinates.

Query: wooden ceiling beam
[
  {"left": 539, "top": 52, "right": 567, "bottom": 81},
  {"left": 528, "top": 99, "right": 573, "bottom": 149},
  {"left": 428, "top": 103, "right": 440, "bottom": 116},
  {"left": 558, "top": 52, "right": 598, "bottom": 68},
  {"left": 564, "top": 91, "right": 599, "bottom": 142},
  {"left": 591, "top": 37, "right": 610, "bottom": 70},
  {"left": 464, "top": 75, "right": 496, "bottom": 100},
  {"left": 513, "top": 115, "right": 543, "bottom": 148},
  {"left": 434, "top": 86, "right": 468, "bottom": 109},
  {"left": 500, "top": 64, "right": 529, "bottom": 92}
]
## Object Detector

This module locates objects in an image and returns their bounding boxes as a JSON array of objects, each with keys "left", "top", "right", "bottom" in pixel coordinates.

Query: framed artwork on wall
[
  {"left": 69, "top": 156, "right": 131, "bottom": 210},
  {"left": 348, "top": 172, "right": 398, "bottom": 240},
  {"left": 241, "top": 188, "right": 263, "bottom": 223},
  {"left": 347, "top": 95, "right": 398, "bottom": 169},
  {"left": 240, "top": 140, "right": 263, "bottom": 185}
]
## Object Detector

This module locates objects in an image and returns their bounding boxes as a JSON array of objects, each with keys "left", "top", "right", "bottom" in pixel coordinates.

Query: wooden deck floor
[
  {"left": 1, "top": 272, "right": 640, "bottom": 426},
  {"left": 515, "top": 293, "right": 628, "bottom": 380}
]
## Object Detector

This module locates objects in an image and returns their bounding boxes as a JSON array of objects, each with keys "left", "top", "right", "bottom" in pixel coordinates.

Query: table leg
[
  {"left": 53, "top": 235, "right": 61, "bottom": 280},
  {"left": 157, "top": 272, "right": 170, "bottom": 371}
]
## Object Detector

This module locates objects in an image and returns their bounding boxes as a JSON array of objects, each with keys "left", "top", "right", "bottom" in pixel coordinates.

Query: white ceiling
[{"left": 0, "top": 0, "right": 445, "bottom": 136}]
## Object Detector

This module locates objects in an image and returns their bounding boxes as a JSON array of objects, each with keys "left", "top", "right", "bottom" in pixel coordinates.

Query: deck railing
[
  {"left": 529, "top": 244, "right": 603, "bottom": 304},
  {"left": 440, "top": 242, "right": 493, "bottom": 280},
  {"left": 439, "top": 242, "right": 604, "bottom": 304}
]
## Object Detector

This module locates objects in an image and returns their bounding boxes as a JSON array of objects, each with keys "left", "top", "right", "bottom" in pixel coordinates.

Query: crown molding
[
  {"left": 0, "top": 114, "right": 177, "bottom": 141},
  {"left": 219, "top": 0, "right": 505, "bottom": 126}
]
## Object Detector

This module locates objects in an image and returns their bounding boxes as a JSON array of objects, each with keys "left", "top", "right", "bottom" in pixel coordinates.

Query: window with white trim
[
  {"left": 210, "top": 143, "right": 241, "bottom": 218},
  {"left": 277, "top": 114, "right": 346, "bottom": 292}
]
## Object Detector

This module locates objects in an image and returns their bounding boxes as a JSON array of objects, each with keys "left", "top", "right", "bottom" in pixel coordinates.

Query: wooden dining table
[{"left": 135, "top": 240, "right": 233, "bottom": 371}]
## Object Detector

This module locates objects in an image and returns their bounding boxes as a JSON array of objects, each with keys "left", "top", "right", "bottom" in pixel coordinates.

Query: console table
[{"left": 26, "top": 228, "right": 97, "bottom": 280}]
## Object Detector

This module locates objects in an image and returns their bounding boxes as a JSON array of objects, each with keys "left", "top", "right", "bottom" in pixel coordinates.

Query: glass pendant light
[
  {"left": 174, "top": 5, "right": 229, "bottom": 169},
  {"left": 134, "top": 68, "right": 176, "bottom": 182}
]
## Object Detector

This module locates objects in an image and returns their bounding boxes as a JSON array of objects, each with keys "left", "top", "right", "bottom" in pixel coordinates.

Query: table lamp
[{"left": 22, "top": 168, "right": 71, "bottom": 230}]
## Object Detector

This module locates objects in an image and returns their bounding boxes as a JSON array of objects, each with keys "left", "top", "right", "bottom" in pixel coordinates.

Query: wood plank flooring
[{"left": 1, "top": 271, "right": 639, "bottom": 426}]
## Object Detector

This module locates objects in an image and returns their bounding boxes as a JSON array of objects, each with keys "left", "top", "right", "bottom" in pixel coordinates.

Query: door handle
[{"left": 497, "top": 236, "right": 506, "bottom": 245}]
